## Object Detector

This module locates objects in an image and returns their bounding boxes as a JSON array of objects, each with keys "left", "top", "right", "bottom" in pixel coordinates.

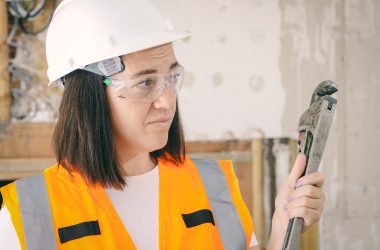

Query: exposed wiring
[
  {"left": 7, "top": 0, "right": 47, "bottom": 20},
  {"left": 25, "top": 0, "right": 47, "bottom": 19},
  {"left": 8, "top": 2, "right": 28, "bottom": 19},
  {"left": 11, "top": 88, "right": 39, "bottom": 122},
  {"left": 8, "top": 65, "right": 40, "bottom": 122},
  {"left": 2, "top": 0, "right": 58, "bottom": 125},
  {"left": 6, "top": 16, "right": 30, "bottom": 55},
  {"left": 19, "top": 12, "right": 53, "bottom": 35},
  {"left": 7, "top": 0, "right": 53, "bottom": 36}
]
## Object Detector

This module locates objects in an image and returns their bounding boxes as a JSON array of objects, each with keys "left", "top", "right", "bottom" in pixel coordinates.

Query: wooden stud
[
  {"left": 252, "top": 139, "right": 265, "bottom": 249},
  {"left": 0, "top": 158, "right": 56, "bottom": 180},
  {"left": 0, "top": 1, "right": 11, "bottom": 123},
  {"left": 0, "top": 122, "right": 56, "bottom": 158},
  {"left": 301, "top": 223, "right": 319, "bottom": 250}
]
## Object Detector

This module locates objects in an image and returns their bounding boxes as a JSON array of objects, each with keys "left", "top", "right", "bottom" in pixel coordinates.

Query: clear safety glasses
[{"left": 104, "top": 65, "right": 185, "bottom": 102}]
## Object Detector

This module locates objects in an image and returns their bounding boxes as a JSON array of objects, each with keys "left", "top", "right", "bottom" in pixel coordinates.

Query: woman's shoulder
[{"left": 0, "top": 163, "right": 72, "bottom": 201}]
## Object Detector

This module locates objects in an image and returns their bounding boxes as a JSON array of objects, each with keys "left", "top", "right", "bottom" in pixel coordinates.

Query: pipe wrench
[{"left": 281, "top": 80, "right": 339, "bottom": 250}]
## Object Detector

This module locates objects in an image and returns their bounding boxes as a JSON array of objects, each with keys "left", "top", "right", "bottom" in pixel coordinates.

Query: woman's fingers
[
  {"left": 285, "top": 185, "right": 325, "bottom": 232},
  {"left": 287, "top": 154, "right": 307, "bottom": 189},
  {"left": 287, "top": 195, "right": 324, "bottom": 211},
  {"left": 288, "top": 185, "right": 325, "bottom": 201},
  {"left": 296, "top": 172, "right": 324, "bottom": 188}
]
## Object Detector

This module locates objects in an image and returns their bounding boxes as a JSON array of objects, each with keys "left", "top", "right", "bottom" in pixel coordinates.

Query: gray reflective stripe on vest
[
  {"left": 16, "top": 174, "right": 57, "bottom": 250},
  {"left": 192, "top": 159, "right": 246, "bottom": 250}
]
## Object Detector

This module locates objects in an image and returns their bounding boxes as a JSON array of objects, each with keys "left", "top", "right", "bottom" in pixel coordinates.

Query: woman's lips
[{"left": 147, "top": 118, "right": 172, "bottom": 128}]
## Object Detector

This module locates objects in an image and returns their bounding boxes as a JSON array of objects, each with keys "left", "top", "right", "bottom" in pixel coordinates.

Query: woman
[{"left": 0, "top": 0, "right": 325, "bottom": 249}]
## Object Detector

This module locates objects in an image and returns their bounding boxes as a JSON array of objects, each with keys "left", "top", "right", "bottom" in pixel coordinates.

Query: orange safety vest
[{"left": 0, "top": 157, "right": 254, "bottom": 250}]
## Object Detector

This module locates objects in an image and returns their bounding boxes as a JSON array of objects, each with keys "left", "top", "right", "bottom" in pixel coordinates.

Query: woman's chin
[{"left": 147, "top": 134, "right": 169, "bottom": 152}]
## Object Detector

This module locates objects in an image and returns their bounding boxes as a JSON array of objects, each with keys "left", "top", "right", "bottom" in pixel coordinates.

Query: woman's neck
[{"left": 121, "top": 152, "right": 156, "bottom": 176}]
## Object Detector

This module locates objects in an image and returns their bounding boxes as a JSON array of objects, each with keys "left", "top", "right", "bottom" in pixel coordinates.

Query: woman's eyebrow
[
  {"left": 132, "top": 61, "right": 179, "bottom": 77},
  {"left": 169, "top": 61, "right": 179, "bottom": 69}
]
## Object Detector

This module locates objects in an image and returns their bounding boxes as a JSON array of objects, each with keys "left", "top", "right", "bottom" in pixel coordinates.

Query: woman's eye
[
  {"left": 170, "top": 73, "right": 180, "bottom": 82},
  {"left": 137, "top": 79, "right": 153, "bottom": 88}
]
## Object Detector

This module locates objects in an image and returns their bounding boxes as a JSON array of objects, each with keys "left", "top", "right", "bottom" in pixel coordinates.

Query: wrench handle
[
  {"left": 282, "top": 217, "right": 304, "bottom": 250},
  {"left": 281, "top": 131, "right": 313, "bottom": 250}
]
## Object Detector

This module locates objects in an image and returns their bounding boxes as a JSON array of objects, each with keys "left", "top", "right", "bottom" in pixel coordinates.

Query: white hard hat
[{"left": 45, "top": 0, "right": 191, "bottom": 85}]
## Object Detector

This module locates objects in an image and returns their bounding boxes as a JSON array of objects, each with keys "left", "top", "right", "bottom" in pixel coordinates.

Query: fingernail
[
  {"left": 287, "top": 195, "right": 292, "bottom": 202},
  {"left": 295, "top": 180, "right": 302, "bottom": 189},
  {"left": 283, "top": 204, "right": 288, "bottom": 211}
]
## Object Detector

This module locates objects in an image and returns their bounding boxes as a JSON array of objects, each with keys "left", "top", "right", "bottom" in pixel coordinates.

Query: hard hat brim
[{"left": 47, "top": 29, "right": 191, "bottom": 86}]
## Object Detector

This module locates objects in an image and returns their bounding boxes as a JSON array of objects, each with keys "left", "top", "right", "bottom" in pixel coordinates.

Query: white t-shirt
[{"left": 0, "top": 165, "right": 258, "bottom": 249}]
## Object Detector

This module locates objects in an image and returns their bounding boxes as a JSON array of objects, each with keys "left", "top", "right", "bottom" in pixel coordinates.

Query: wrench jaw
[
  {"left": 297, "top": 88, "right": 338, "bottom": 158},
  {"left": 296, "top": 96, "right": 337, "bottom": 175},
  {"left": 297, "top": 105, "right": 317, "bottom": 156},
  {"left": 310, "top": 80, "right": 339, "bottom": 106}
]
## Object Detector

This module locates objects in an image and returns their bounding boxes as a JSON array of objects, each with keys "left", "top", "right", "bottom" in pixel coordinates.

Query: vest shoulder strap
[
  {"left": 192, "top": 158, "right": 248, "bottom": 250},
  {"left": 15, "top": 174, "right": 57, "bottom": 250}
]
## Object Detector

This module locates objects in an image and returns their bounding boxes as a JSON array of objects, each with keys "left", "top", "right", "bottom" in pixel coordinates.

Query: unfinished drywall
[
  {"left": 154, "top": 0, "right": 285, "bottom": 140},
  {"left": 279, "top": 0, "right": 380, "bottom": 249}
]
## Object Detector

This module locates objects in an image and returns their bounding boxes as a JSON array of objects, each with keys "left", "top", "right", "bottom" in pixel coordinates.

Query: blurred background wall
[{"left": 0, "top": 0, "right": 379, "bottom": 249}]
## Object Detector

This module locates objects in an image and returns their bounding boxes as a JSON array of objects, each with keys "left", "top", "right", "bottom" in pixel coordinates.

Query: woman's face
[{"left": 106, "top": 43, "right": 178, "bottom": 159}]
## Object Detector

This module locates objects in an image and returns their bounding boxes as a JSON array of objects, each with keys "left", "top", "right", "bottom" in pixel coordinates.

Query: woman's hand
[
  {"left": 267, "top": 154, "right": 325, "bottom": 249},
  {"left": 274, "top": 153, "right": 325, "bottom": 233}
]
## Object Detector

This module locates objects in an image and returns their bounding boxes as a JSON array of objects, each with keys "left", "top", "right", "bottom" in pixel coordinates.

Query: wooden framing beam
[
  {"left": 252, "top": 139, "right": 265, "bottom": 248},
  {"left": 0, "top": 1, "right": 11, "bottom": 123},
  {"left": 0, "top": 122, "right": 56, "bottom": 158},
  {"left": 0, "top": 158, "right": 55, "bottom": 180}
]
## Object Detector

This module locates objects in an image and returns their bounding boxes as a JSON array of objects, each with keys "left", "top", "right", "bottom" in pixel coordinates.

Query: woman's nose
[{"left": 152, "top": 83, "right": 175, "bottom": 109}]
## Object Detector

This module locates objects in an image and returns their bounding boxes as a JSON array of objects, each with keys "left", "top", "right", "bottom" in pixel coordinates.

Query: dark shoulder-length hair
[{"left": 53, "top": 69, "right": 186, "bottom": 189}]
